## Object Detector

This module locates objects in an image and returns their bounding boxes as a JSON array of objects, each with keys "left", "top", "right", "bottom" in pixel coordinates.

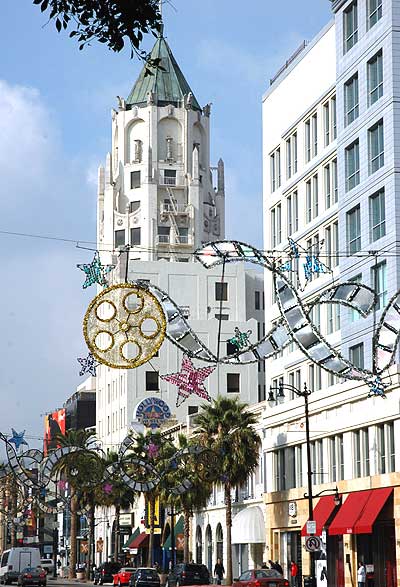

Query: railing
[
  {"left": 160, "top": 203, "right": 188, "bottom": 214},
  {"left": 161, "top": 176, "right": 176, "bottom": 186},
  {"left": 270, "top": 40, "right": 308, "bottom": 85},
  {"left": 157, "top": 234, "right": 170, "bottom": 244}
]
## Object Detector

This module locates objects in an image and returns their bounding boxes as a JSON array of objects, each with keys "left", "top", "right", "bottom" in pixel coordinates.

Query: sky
[{"left": 0, "top": 0, "right": 332, "bottom": 445}]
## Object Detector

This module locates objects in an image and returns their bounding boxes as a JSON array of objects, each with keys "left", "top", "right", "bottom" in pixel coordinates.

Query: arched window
[
  {"left": 216, "top": 523, "right": 223, "bottom": 562},
  {"left": 206, "top": 525, "right": 213, "bottom": 573},
  {"left": 195, "top": 526, "right": 202, "bottom": 564}
]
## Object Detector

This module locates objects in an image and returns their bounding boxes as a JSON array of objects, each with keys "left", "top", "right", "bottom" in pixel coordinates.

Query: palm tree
[
  {"left": 128, "top": 431, "right": 176, "bottom": 567},
  {"left": 161, "top": 435, "right": 213, "bottom": 564},
  {"left": 95, "top": 451, "right": 137, "bottom": 564},
  {"left": 54, "top": 429, "right": 98, "bottom": 579},
  {"left": 194, "top": 396, "right": 261, "bottom": 585}
]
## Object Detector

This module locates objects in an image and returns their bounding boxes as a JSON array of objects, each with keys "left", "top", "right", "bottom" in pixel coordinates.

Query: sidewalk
[{"left": 48, "top": 577, "right": 92, "bottom": 584}]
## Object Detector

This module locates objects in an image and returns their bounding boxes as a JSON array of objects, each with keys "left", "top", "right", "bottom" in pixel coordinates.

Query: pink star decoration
[
  {"left": 58, "top": 480, "right": 67, "bottom": 491},
  {"left": 160, "top": 355, "right": 215, "bottom": 407},
  {"left": 147, "top": 443, "right": 159, "bottom": 459},
  {"left": 103, "top": 483, "right": 113, "bottom": 495}
]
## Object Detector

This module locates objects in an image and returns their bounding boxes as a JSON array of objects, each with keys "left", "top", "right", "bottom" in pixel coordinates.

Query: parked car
[
  {"left": 233, "top": 569, "right": 289, "bottom": 587},
  {"left": 167, "top": 563, "right": 210, "bottom": 587},
  {"left": 94, "top": 563, "right": 122, "bottom": 585},
  {"left": 0, "top": 548, "right": 41, "bottom": 584},
  {"left": 17, "top": 567, "right": 46, "bottom": 587},
  {"left": 113, "top": 568, "right": 136, "bottom": 586},
  {"left": 129, "top": 568, "right": 160, "bottom": 587},
  {"left": 39, "top": 561, "right": 53, "bottom": 576}
]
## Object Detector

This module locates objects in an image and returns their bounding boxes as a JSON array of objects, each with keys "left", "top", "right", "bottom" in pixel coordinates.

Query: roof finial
[{"left": 158, "top": 0, "right": 164, "bottom": 37}]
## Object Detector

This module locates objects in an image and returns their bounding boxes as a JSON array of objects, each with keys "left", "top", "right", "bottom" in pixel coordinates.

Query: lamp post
[
  {"left": 268, "top": 382, "right": 341, "bottom": 587},
  {"left": 268, "top": 382, "right": 315, "bottom": 587}
]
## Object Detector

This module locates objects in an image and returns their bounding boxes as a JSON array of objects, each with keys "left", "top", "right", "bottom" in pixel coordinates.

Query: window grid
[
  {"left": 349, "top": 342, "right": 364, "bottom": 369},
  {"left": 372, "top": 261, "right": 387, "bottom": 309},
  {"left": 345, "top": 140, "right": 360, "bottom": 192},
  {"left": 369, "top": 119, "right": 384, "bottom": 174},
  {"left": 369, "top": 188, "right": 385, "bottom": 242},
  {"left": 344, "top": 2, "right": 358, "bottom": 53},
  {"left": 368, "top": 0, "right": 382, "bottom": 28},
  {"left": 344, "top": 74, "right": 359, "bottom": 126},
  {"left": 347, "top": 205, "right": 361, "bottom": 254},
  {"left": 368, "top": 50, "right": 383, "bottom": 105}
]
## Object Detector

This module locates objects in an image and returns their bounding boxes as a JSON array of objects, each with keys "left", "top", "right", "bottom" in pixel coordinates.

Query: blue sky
[{"left": 0, "top": 1, "right": 332, "bottom": 443}]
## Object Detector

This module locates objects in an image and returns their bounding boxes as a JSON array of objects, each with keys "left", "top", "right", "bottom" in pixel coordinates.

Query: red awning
[
  {"left": 130, "top": 532, "right": 149, "bottom": 549},
  {"left": 353, "top": 487, "right": 392, "bottom": 534},
  {"left": 329, "top": 490, "right": 371, "bottom": 535},
  {"left": 301, "top": 495, "right": 339, "bottom": 537}
]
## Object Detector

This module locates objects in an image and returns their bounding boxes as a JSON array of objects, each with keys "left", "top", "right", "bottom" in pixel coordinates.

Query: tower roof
[{"left": 126, "top": 35, "right": 201, "bottom": 111}]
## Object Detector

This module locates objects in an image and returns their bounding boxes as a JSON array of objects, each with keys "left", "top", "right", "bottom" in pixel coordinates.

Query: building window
[
  {"left": 344, "top": 74, "right": 359, "bottom": 126},
  {"left": 305, "top": 119, "right": 311, "bottom": 163},
  {"left": 286, "top": 132, "right": 298, "bottom": 179},
  {"left": 216, "top": 313, "right": 229, "bottom": 321},
  {"left": 324, "top": 159, "right": 338, "bottom": 209},
  {"left": 255, "top": 291, "right": 261, "bottom": 310},
  {"left": 114, "top": 229, "right": 125, "bottom": 247},
  {"left": 349, "top": 342, "right": 364, "bottom": 369},
  {"left": 145, "top": 371, "right": 159, "bottom": 391},
  {"left": 270, "top": 147, "right": 281, "bottom": 192},
  {"left": 368, "top": 50, "right": 383, "bottom": 105},
  {"left": 369, "top": 188, "right": 385, "bottom": 242},
  {"left": 330, "top": 434, "right": 344, "bottom": 482},
  {"left": 332, "top": 221, "right": 339, "bottom": 267},
  {"left": 324, "top": 96, "right": 337, "bottom": 144},
  {"left": 215, "top": 282, "right": 228, "bottom": 301},
  {"left": 372, "top": 261, "right": 387, "bottom": 309},
  {"left": 327, "top": 304, "right": 340, "bottom": 334},
  {"left": 273, "top": 447, "right": 296, "bottom": 491},
  {"left": 129, "top": 200, "right": 140, "bottom": 213},
  {"left": 306, "top": 181, "right": 312, "bottom": 223},
  {"left": 130, "top": 170, "right": 141, "bottom": 189},
  {"left": 354, "top": 428, "right": 370, "bottom": 477},
  {"left": 344, "top": 1, "right": 358, "bottom": 53},
  {"left": 347, "top": 205, "right": 361, "bottom": 253},
  {"left": 345, "top": 140, "right": 360, "bottom": 191},
  {"left": 332, "top": 96, "right": 337, "bottom": 139},
  {"left": 130, "top": 227, "right": 141, "bottom": 246},
  {"left": 188, "top": 406, "right": 199, "bottom": 415},
  {"left": 163, "top": 169, "right": 176, "bottom": 186},
  {"left": 368, "top": 0, "right": 382, "bottom": 28},
  {"left": 270, "top": 204, "right": 281, "bottom": 246},
  {"left": 369, "top": 119, "right": 384, "bottom": 174},
  {"left": 312, "top": 113, "right": 318, "bottom": 158},
  {"left": 332, "top": 159, "right": 338, "bottom": 203},
  {"left": 362, "top": 428, "right": 370, "bottom": 476},
  {"left": 157, "top": 226, "right": 170, "bottom": 243},
  {"left": 354, "top": 430, "right": 361, "bottom": 477},
  {"left": 349, "top": 274, "right": 362, "bottom": 321},
  {"left": 312, "top": 175, "right": 318, "bottom": 219},
  {"left": 227, "top": 373, "right": 240, "bottom": 394},
  {"left": 377, "top": 422, "right": 394, "bottom": 474},
  {"left": 178, "top": 227, "right": 189, "bottom": 244}
]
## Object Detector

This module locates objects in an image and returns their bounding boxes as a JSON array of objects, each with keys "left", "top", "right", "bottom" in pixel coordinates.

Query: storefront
[{"left": 231, "top": 506, "right": 265, "bottom": 574}]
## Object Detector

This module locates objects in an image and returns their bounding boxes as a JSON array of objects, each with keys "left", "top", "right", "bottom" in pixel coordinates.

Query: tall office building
[{"left": 261, "top": 2, "right": 400, "bottom": 585}]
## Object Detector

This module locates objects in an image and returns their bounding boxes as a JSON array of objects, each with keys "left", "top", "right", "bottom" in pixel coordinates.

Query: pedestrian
[
  {"left": 274, "top": 561, "right": 283, "bottom": 575},
  {"left": 261, "top": 562, "right": 267, "bottom": 569},
  {"left": 357, "top": 562, "right": 366, "bottom": 587},
  {"left": 290, "top": 561, "right": 298, "bottom": 587},
  {"left": 214, "top": 558, "right": 225, "bottom": 585}
]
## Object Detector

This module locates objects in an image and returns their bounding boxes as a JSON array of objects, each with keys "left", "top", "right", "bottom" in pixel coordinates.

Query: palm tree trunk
[
  {"left": 147, "top": 495, "right": 155, "bottom": 567},
  {"left": 114, "top": 505, "right": 120, "bottom": 561},
  {"left": 69, "top": 488, "right": 78, "bottom": 579},
  {"left": 10, "top": 478, "right": 17, "bottom": 548},
  {"left": 224, "top": 484, "right": 233, "bottom": 586},
  {"left": 86, "top": 500, "right": 95, "bottom": 580},
  {"left": 183, "top": 508, "right": 190, "bottom": 564}
]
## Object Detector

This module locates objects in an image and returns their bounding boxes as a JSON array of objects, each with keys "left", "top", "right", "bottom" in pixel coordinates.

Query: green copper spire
[{"left": 126, "top": 35, "right": 201, "bottom": 111}]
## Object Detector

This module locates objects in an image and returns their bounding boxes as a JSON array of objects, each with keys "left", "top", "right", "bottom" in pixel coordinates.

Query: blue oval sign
[{"left": 134, "top": 397, "right": 171, "bottom": 429}]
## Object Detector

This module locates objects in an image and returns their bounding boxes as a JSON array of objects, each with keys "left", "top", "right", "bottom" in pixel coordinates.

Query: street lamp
[{"left": 268, "top": 382, "right": 315, "bottom": 587}]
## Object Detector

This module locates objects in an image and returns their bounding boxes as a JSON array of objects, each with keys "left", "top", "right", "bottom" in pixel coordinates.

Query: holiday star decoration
[
  {"left": 103, "top": 483, "right": 113, "bottom": 495},
  {"left": 77, "top": 353, "right": 99, "bottom": 377},
  {"left": 280, "top": 238, "right": 332, "bottom": 290},
  {"left": 228, "top": 327, "right": 252, "bottom": 350},
  {"left": 147, "top": 443, "right": 159, "bottom": 459},
  {"left": 58, "top": 480, "right": 67, "bottom": 491},
  {"left": 9, "top": 429, "right": 28, "bottom": 450},
  {"left": 77, "top": 251, "right": 115, "bottom": 289},
  {"left": 160, "top": 355, "right": 215, "bottom": 407}
]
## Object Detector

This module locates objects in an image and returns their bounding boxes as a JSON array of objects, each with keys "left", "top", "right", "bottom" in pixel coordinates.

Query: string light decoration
[
  {"left": 83, "top": 283, "right": 166, "bottom": 369},
  {"left": 160, "top": 355, "right": 215, "bottom": 407},
  {"left": 77, "top": 250, "right": 115, "bottom": 289},
  {"left": 77, "top": 352, "right": 99, "bottom": 377}
]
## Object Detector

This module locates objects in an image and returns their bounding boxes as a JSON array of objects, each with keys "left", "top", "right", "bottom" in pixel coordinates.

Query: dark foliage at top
[{"left": 33, "top": 0, "right": 162, "bottom": 62}]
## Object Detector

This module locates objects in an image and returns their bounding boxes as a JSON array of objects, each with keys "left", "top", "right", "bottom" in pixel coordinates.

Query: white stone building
[
  {"left": 92, "top": 28, "right": 265, "bottom": 567},
  {"left": 261, "top": 2, "right": 400, "bottom": 586}
]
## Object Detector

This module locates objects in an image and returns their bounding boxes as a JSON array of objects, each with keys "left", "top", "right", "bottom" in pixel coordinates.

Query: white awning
[{"left": 231, "top": 506, "right": 265, "bottom": 544}]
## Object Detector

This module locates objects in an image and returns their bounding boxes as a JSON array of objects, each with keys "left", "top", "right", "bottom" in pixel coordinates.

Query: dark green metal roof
[{"left": 126, "top": 35, "right": 201, "bottom": 111}]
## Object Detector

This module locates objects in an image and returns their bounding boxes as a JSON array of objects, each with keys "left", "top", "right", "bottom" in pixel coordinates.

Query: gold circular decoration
[{"left": 83, "top": 283, "right": 167, "bottom": 369}]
